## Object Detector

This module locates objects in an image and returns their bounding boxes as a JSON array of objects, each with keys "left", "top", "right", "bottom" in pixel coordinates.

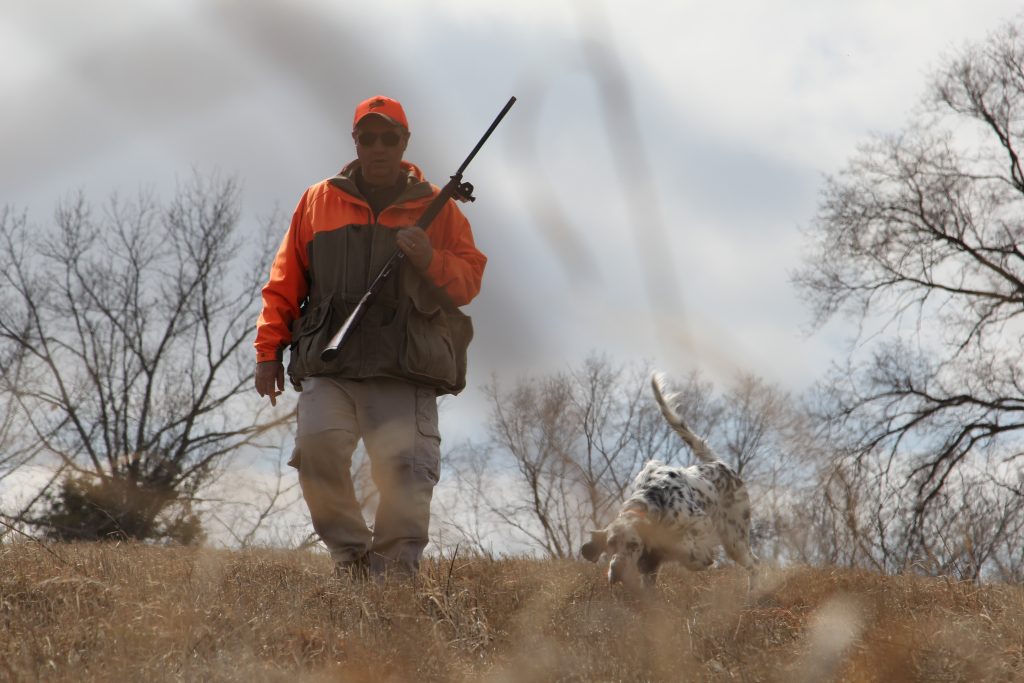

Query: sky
[{"left": 3, "top": 0, "right": 1022, "bottom": 447}]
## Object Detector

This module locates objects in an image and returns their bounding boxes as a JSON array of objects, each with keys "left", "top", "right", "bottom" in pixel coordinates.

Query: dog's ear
[{"left": 581, "top": 530, "right": 607, "bottom": 562}]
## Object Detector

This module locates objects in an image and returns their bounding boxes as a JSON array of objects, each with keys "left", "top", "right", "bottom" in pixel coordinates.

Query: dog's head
[{"left": 581, "top": 507, "right": 650, "bottom": 587}]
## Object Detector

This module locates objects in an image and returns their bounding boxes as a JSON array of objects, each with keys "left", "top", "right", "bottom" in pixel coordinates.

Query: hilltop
[{"left": 1, "top": 542, "right": 1022, "bottom": 681}]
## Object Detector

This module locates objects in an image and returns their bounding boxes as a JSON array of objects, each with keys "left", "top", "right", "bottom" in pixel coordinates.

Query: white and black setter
[{"left": 581, "top": 373, "right": 757, "bottom": 588}]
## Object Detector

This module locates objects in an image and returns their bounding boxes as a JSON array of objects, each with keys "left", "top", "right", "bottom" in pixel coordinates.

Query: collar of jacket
[{"left": 330, "top": 160, "right": 435, "bottom": 206}]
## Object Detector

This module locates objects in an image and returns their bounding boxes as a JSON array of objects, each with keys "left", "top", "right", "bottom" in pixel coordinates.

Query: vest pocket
[
  {"left": 287, "top": 300, "right": 334, "bottom": 385},
  {"left": 401, "top": 298, "right": 457, "bottom": 388}
]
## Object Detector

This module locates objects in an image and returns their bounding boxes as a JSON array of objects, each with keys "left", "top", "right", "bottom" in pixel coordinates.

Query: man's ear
[{"left": 581, "top": 530, "right": 607, "bottom": 562}]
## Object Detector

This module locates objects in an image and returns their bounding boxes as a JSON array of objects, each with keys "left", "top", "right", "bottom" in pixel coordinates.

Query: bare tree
[
  {"left": 717, "top": 375, "right": 789, "bottom": 479},
  {"left": 802, "top": 448, "right": 1024, "bottom": 582},
  {"left": 442, "top": 355, "right": 799, "bottom": 560},
  {"left": 0, "top": 174, "right": 290, "bottom": 542},
  {"left": 810, "top": 455, "right": 907, "bottom": 573},
  {"left": 0, "top": 322, "right": 41, "bottom": 488},
  {"left": 198, "top": 437, "right": 306, "bottom": 549},
  {"left": 715, "top": 374, "right": 809, "bottom": 563},
  {"left": 478, "top": 369, "right": 583, "bottom": 558},
  {"left": 431, "top": 440, "right": 505, "bottom": 558},
  {"left": 918, "top": 470, "right": 1024, "bottom": 581},
  {"left": 794, "top": 21, "right": 1024, "bottom": 545},
  {"left": 987, "top": 473, "right": 1024, "bottom": 582}
]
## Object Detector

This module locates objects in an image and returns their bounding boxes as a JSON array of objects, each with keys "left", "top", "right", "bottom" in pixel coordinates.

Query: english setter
[{"left": 581, "top": 372, "right": 757, "bottom": 588}]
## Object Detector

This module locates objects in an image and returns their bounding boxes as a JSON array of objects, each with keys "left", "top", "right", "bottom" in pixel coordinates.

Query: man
[{"left": 254, "top": 95, "right": 486, "bottom": 578}]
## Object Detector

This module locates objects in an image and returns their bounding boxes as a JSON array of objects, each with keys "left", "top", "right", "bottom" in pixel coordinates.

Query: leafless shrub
[{"left": 0, "top": 174, "right": 291, "bottom": 542}]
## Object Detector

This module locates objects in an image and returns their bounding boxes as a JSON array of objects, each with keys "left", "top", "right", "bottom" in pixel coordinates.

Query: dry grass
[{"left": 1, "top": 542, "right": 1023, "bottom": 682}]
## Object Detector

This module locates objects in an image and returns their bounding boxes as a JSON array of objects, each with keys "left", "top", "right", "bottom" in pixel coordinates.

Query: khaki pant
[{"left": 289, "top": 376, "right": 441, "bottom": 576}]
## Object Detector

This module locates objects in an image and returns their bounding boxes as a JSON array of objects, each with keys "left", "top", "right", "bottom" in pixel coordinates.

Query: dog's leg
[
  {"left": 719, "top": 500, "right": 758, "bottom": 592},
  {"left": 668, "top": 532, "right": 717, "bottom": 571},
  {"left": 721, "top": 507, "right": 757, "bottom": 567},
  {"left": 722, "top": 536, "right": 757, "bottom": 570},
  {"left": 727, "top": 543, "right": 758, "bottom": 592},
  {"left": 656, "top": 517, "right": 718, "bottom": 572},
  {"left": 638, "top": 548, "right": 662, "bottom": 587}
]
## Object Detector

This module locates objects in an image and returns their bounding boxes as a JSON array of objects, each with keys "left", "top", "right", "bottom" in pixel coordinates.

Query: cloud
[
  {"left": 0, "top": 465, "right": 60, "bottom": 515},
  {"left": 3, "top": 0, "right": 1021, "bottom": 446}
]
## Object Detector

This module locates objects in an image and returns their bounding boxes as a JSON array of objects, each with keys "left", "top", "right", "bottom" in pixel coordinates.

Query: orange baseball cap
[{"left": 352, "top": 95, "right": 409, "bottom": 131}]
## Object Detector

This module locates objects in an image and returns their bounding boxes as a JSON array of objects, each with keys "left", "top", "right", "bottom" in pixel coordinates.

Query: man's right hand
[{"left": 255, "top": 360, "right": 285, "bottom": 406}]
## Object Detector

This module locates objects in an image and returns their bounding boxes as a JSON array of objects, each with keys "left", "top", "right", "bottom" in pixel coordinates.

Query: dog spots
[
  {"left": 580, "top": 377, "right": 760, "bottom": 586},
  {"left": 593, "top": 458, "right": 756, "bottom": 582}
]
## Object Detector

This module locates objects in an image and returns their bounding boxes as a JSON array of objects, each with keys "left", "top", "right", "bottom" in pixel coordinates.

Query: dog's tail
[{"left": 651, "top": 372, "right": 718, "bottom": 464}]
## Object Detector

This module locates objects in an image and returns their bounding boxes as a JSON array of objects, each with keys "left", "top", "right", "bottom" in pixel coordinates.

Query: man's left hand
[{"left": 396, "top": 227, "right": 433, "bottom": 271}]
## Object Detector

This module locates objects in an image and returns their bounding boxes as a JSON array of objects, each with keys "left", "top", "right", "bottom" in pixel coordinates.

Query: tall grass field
[{"left": 2, "top": 542, "right": 1022, "bottom": 681}]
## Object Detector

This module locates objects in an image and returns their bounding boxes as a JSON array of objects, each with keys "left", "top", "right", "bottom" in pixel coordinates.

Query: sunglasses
[{"left": 355, "top": 131, "right": 404, "bottom": 147}]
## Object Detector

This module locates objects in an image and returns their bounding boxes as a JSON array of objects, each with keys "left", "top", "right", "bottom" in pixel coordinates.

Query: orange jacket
[{"left": 254, "top": 161, "right": 486, "bottom": 363}]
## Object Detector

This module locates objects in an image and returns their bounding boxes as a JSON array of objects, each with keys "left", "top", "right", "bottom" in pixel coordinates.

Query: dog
[{"left": 581, "top": 372, "right": 757, "bottom": 588}]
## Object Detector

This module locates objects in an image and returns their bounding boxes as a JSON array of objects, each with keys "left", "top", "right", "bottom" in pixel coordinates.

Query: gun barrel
[
  {"left": 456, "top": 96, "right": 517, "bottom": 176},
  {"left": 319, "top": 290, "right": 372, "bottom": 362}
]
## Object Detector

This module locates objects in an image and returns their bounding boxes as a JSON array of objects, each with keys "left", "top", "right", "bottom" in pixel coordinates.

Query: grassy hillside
[{"left": 1, "top": 542, "right": 1022, "bottom": 682}]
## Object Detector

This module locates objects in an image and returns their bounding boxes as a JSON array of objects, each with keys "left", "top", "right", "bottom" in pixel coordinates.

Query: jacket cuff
[
  {"left": 256, "top": 348, "right": 282, "bottom": 363},
  {"left": 424, "top": 248, "right": 444, "bottom": 283}
]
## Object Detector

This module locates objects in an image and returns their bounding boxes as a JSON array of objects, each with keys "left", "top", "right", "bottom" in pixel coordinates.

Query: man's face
[{"left": 353, "top": 116, "right": 409, "bottom": 187}]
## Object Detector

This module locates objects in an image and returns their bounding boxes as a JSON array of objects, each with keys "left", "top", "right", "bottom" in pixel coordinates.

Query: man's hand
[
  {"left": 255, "top": 360, "right": 285, "bottom": 406},
  {"left": 396, "top": 227, "right": 433, "bottom": 271}
]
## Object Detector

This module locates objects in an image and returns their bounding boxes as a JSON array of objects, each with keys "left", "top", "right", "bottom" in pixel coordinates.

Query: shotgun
[{"left": 320, "top": 96, "right": 515, "bottom": 362}]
